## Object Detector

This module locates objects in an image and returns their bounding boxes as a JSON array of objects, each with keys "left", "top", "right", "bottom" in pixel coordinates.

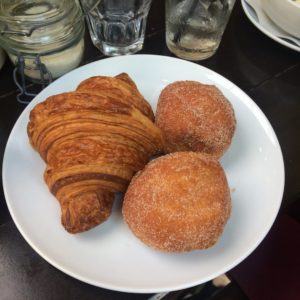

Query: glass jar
[{"left": 0, "top": 0, "right": 85, "bottom": 82}]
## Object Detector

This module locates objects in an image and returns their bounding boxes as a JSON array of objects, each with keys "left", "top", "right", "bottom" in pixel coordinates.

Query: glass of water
[
  {"left": 80, "top": 0, "right": 153, "bottom": 56},
  {"left": 166, "top": 0, "right": 236, "bottom": 61}
]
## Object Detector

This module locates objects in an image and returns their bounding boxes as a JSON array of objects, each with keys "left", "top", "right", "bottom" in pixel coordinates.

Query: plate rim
[
  {"left": 241, "top": 0, "right": 300, "bottom": 52},
  {"left": 2, "top": 54, "right": 285, "bottom": 293}
]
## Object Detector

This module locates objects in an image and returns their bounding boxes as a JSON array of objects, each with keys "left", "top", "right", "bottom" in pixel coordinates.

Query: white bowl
[{"left": 261, "top": 0, "right": 300, "bottom": 38}]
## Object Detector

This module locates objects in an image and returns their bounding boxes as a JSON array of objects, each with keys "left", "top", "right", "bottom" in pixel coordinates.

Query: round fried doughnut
[
  {"left": 122, "top": 152, "right": 231, "bottom": 252},
  {"left": 156, "top": 81, "right": 236, "bottom": 157}
]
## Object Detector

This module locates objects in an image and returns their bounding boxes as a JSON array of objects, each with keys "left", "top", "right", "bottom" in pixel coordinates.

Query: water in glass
[
  {"left": 166, "top": 0, "right": 235, "bottom": 60},
  {"left": 81, "top": 0, "right": 152, "bottom": 56}
]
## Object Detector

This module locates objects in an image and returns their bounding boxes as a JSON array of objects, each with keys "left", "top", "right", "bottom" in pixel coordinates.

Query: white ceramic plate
[
  {"left": 3, "top": 55, "right": 284, "bottom": 293},
  {"left": 242, "top": 0, "right": 300, "bottom": 52}
]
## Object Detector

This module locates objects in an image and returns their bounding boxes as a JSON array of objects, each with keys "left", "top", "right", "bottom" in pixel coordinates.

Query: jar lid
[
  {"left": 0, "top": 0, "right": 84, "bottom": 54},
  {"left": 0, "top": 1, "right": 73, "bottom": 24}
]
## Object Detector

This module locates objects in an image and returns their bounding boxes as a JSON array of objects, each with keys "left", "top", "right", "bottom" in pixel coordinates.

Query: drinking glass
[
  {"left": 81, "top": 0, "right": 153, "bottom": 56},
  {"left": 166, "top": 0, "right": 236, "bottom": 61}
]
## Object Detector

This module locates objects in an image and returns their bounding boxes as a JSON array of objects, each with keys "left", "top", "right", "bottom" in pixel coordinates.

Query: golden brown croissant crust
[
  {"left": 27, "top": 73, "right": 163, "bottom": 233},
  {"left": 77, "top": 72, "right": 155, "bottom": 121}
]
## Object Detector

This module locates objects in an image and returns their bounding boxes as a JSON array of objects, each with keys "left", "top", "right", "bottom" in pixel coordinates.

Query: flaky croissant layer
[{"left": 28, "top": 73, "right": 163, "bottom": 233}]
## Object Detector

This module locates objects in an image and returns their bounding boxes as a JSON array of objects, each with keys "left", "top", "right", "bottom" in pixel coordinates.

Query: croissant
[
  {"left": 77, "top": 73, "right": 155, "bottom": 121},
  {"left": 28, "top": 73, "right": 163, "bottom": 233}
]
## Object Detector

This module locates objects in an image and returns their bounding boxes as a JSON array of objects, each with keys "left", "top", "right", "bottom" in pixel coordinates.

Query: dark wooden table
[{"left": 1, "top": 1, "right": 299, "bottom": 299}]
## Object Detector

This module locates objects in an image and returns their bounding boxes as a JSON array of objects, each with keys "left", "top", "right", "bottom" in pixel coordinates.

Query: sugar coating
[
  {"left": 156, "top": 81, "right": 236, "bottom": 157},
  {"left": 122, "top": 152, "right": 231, "bottom": 252}
]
